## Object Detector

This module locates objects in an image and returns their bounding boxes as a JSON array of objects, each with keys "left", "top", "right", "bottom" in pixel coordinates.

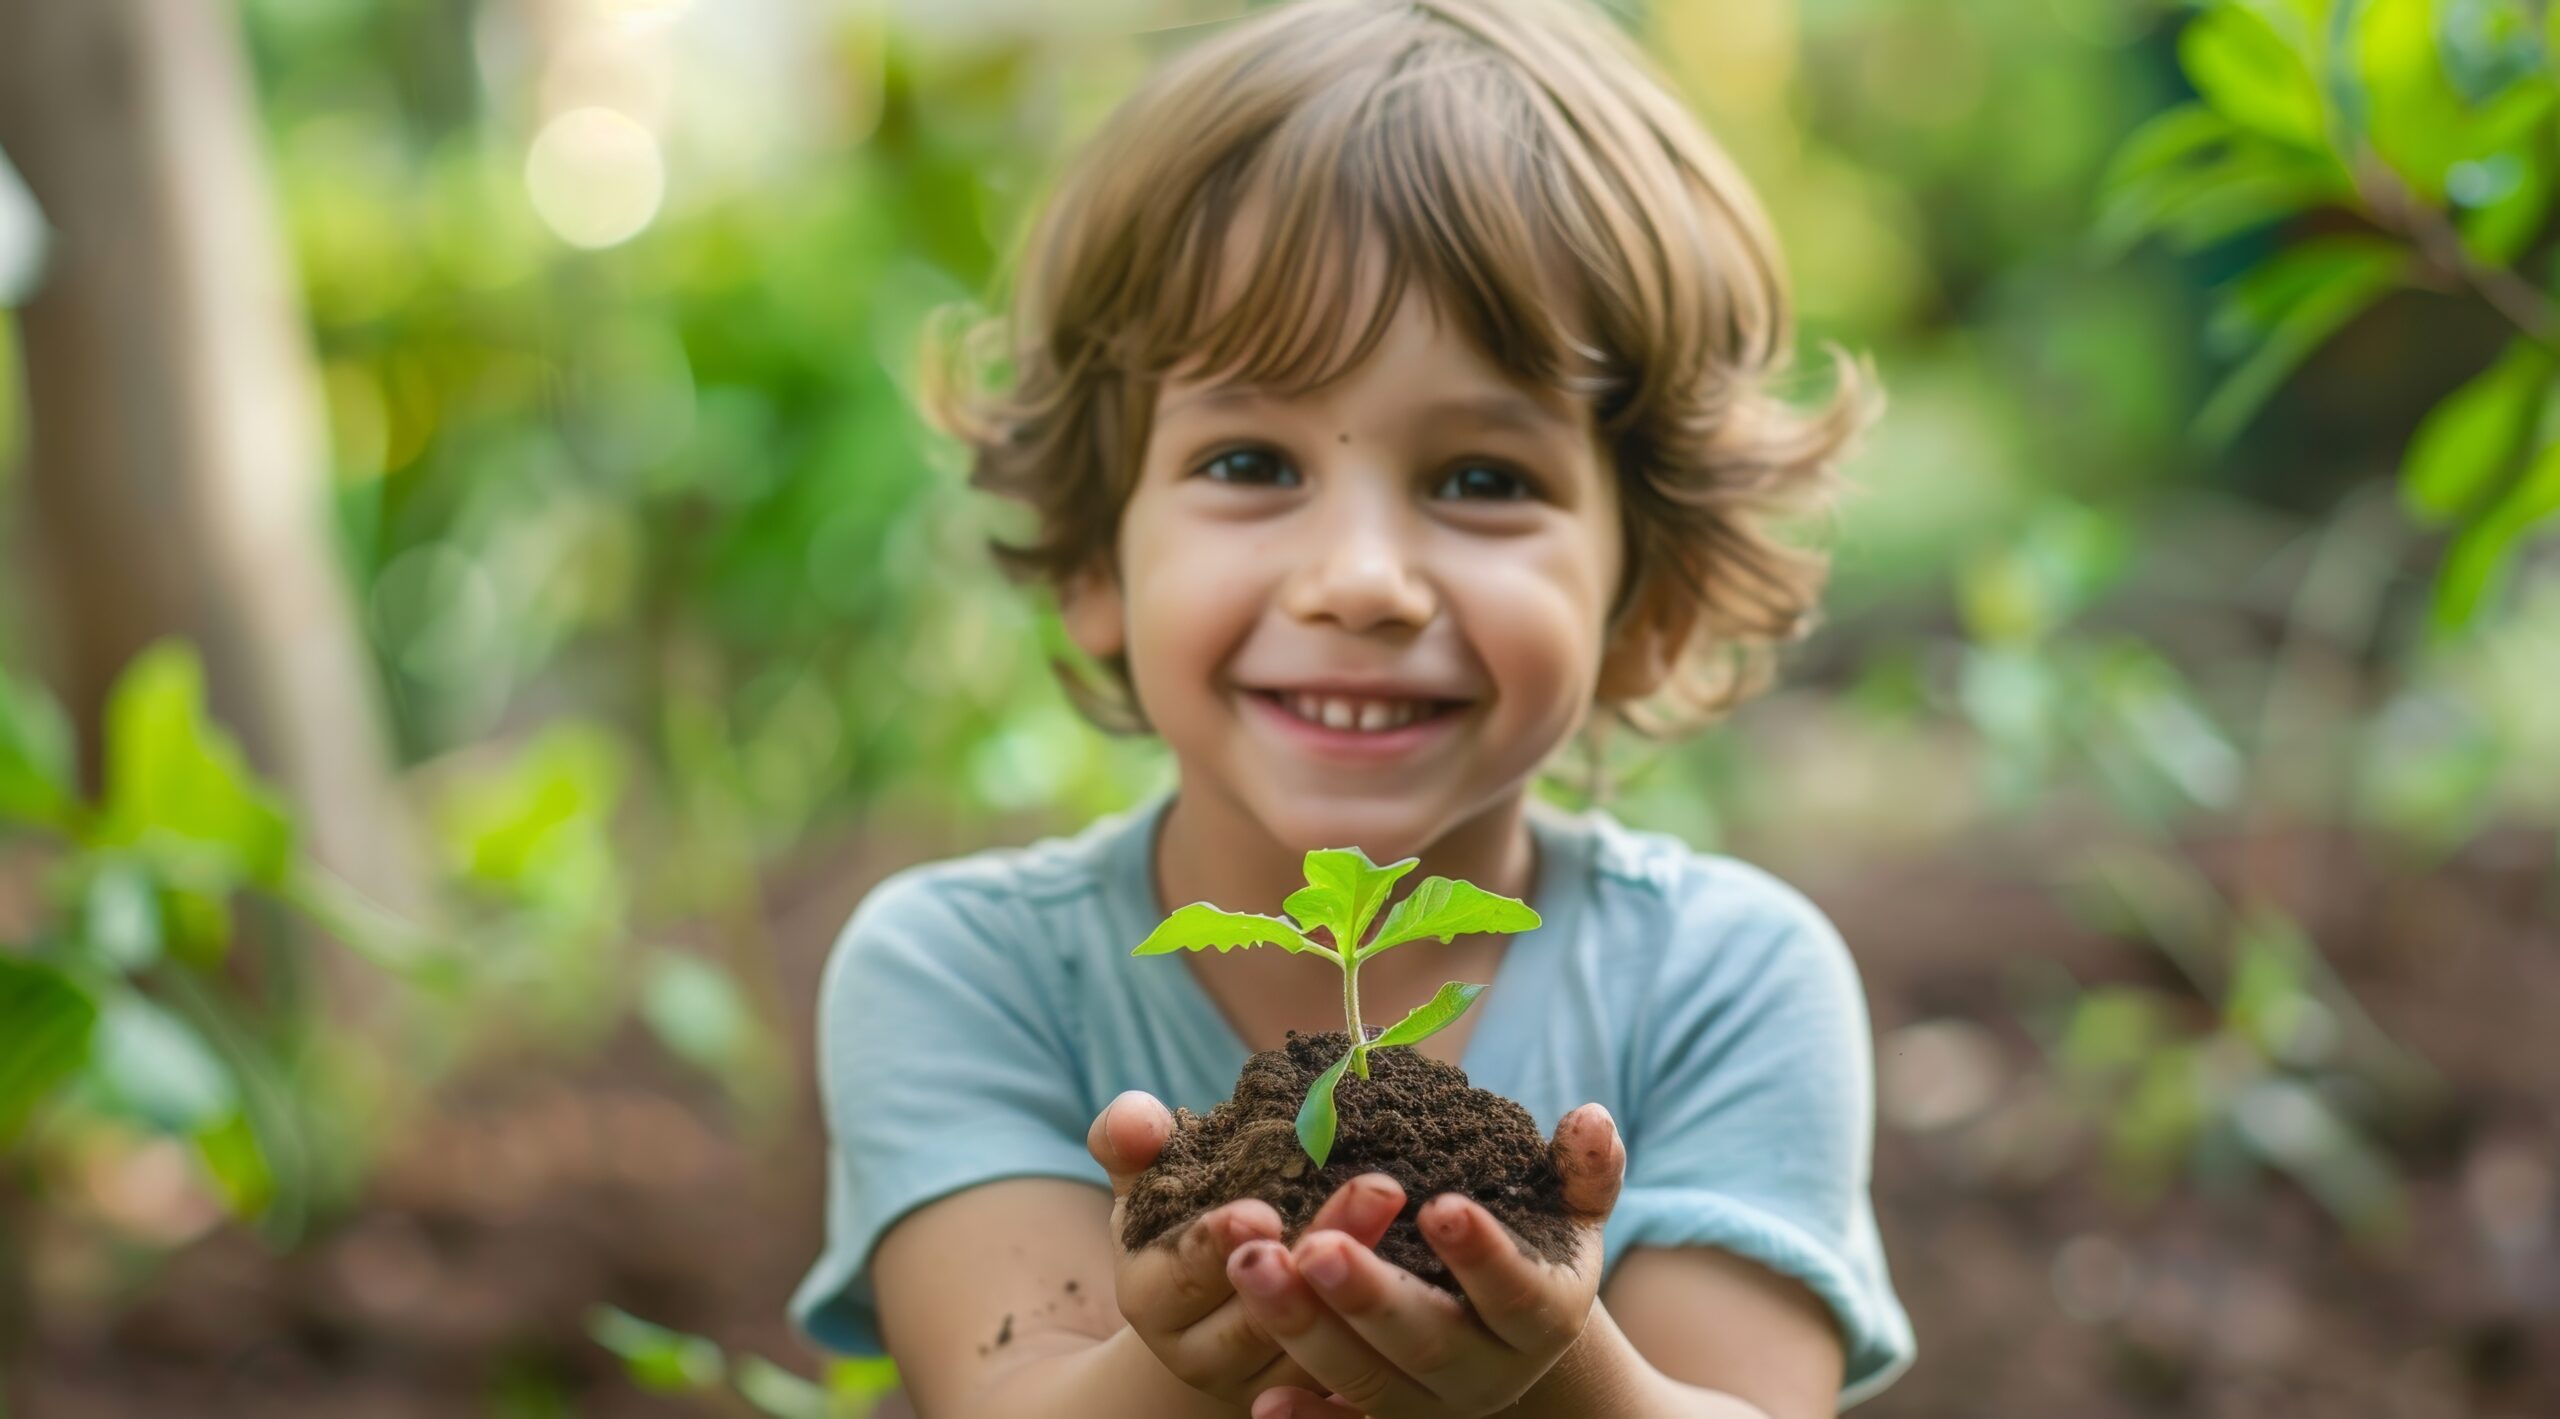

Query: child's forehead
[{"left": 1154, "top": 192, "right": 1598, "bottom": 416}]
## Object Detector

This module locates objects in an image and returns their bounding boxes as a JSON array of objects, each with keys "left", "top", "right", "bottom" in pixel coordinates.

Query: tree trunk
[{"left": 0, "top": 0, "right": 427, "bottom": 929}]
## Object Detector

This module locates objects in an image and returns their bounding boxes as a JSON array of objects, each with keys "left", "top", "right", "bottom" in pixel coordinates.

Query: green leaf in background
[
  {"left": 1360, "top": 878, "right": 1541, "bottom": 960},
  {"left": 432, "top": 722, "right": 627, "bottom": 918},
  {"left": 2432, "top": 435, "right": 2560, "bottom": 631},
  {"left": 2400, "top": 337, "right": 2552, "bottom": 527},
  {"left": 2090, "top": 104, "right": 2349, "bottom": 260},
  {"left": 733, "top": 1355, "right": 829, "bottom": 1419},
  {"left": 2196, "top": 237, "right": 2407, "bottom": 447},
  {"left": 2354, "top": 0, "right": 2490, "bottom": 200},
  {"left": 2232, "top": 1076, "right": 2408, "bottom": 1239},
  {"left": 0, "top": 663, "right": 78, "bottom": 833},
  {"left": 81, "top": 859, "right": 166, "bottom": 972},
  {"left": 640, "top": 951, "right": 757, "bottom": 1081},
  {"left": 90, "top": 990, "right": 237, "bottom": 1134},
  {"left": 827, "top": 1357, "right": 901, "bottom": 1407},
  {"left": 1294, "top": 1046, "right": 1355, "bottom": 1169},
  {"left": 1130, "top": 903, "right": 1323, "bottom": 956},
  {"left": 585, "top": 1305, "right": 726, "bottom": 1394},
  {"left": 1282, "top": 847, "right": 1419, "bottom": 953},
  {"left": 1368, "top": 981, "right": 1486, "bottom": 1050},
  {"left": 2454, "top": 146, "right": 2554, "bottom": 266},
  {"left": 192, "top": 1107, "right": 277, "bottom": 1219},
  {"left": 2181, "top": 2, "right": 2329, "bottom": 152},
  {"left": 0, "top": 954, "right": 98, "bottom": 1146},
  {"left": 96, "top": 643, "right": 293, "bottom": 888}
]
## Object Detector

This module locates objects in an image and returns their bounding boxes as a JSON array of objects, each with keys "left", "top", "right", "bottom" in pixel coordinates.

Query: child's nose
[{"left": 1276, "top": 517, "right": 1437, "bottom": 633}]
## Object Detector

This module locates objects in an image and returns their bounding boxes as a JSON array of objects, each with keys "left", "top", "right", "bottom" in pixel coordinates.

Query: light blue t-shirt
[{"left": 789, "top": 787, "right": 1916, "bottom": 1406}]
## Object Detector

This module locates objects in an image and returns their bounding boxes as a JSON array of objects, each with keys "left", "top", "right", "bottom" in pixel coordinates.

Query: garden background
[{"left": 1, "top": 0, "right": 2554, "bottom": 1414}]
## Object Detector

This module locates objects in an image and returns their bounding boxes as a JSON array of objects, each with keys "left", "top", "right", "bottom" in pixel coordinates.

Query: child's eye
[
  {"left": 1195, "top": 447, "right": 1300, "bottom": 487},
  {"left": 1435, "top": 463, "right": 1536, "bottom": 502}
]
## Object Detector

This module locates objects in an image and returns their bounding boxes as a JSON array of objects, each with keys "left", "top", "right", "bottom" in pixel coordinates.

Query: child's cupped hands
[
  {"left": 1230, "top": 1102, "right": 1627, "bottom": 1419},
  {"left": 1088, "top": 1090, "right": 1407, "bottom": 1407}
]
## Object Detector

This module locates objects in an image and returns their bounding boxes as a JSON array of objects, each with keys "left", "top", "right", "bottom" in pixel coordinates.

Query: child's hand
[
  {"left": 1087, "top": 1091, "right": 1410, "bottom": 1407},
  {"left": 1224, "top": 1103, "right": 1628, "bottom": 1419}
]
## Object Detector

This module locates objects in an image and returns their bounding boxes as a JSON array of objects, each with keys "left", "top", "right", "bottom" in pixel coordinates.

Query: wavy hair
[{"left": 920, "top": 0, "right": 1879, "bottom": 789}]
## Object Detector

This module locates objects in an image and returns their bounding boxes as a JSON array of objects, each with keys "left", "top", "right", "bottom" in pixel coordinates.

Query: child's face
[{"left": 1065, "top": 264, "right": 1673, "bottom": 857}]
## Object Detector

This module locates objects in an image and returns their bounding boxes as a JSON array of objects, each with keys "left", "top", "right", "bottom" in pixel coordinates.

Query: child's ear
[
  {"left": 1058, "top": 558, "right": 1128, "bottom": 662},
  {"left": 1595, "top": 571, "right": 1699, "bottom": 703}
]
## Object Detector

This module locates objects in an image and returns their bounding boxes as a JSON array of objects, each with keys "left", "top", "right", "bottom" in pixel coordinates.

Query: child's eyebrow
[{"left": 1161, "top": 386, "right": 1573, "bottom": 437}]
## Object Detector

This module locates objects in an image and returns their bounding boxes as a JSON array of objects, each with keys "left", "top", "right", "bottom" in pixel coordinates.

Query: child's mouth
[{"left": 1242, "top": 688, "right": 1472, "bottom": 756}]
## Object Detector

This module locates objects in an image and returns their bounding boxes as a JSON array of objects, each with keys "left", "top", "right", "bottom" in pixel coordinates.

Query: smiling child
[{"left": 789, "top": 1, "right": 1915, "bottom": 1414}]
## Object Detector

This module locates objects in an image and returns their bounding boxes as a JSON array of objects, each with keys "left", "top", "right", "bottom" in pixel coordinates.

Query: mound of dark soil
[{"left": 1120, "top": 1031, "right": 1576, "bottom": 1293}]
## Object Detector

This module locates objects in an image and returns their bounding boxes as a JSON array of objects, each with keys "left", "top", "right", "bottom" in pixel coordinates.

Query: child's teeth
[{"left": 1277, "top": 694, "right": 1433, "bottom": 731}]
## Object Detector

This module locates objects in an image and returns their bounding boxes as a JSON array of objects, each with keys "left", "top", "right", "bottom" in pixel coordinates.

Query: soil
[{"left": 1120, "top": 1030, "right": 1578, "bottom": 1293}]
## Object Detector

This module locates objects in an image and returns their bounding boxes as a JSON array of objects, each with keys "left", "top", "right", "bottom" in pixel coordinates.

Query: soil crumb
[{"left": 1122, "top": 1031, "right": 1575, "bottom": 1293}]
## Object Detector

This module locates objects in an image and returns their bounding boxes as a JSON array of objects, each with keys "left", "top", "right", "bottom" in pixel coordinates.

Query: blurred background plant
[{"left": 0, "top": 0, "right": 2554, "bottom": 1414}]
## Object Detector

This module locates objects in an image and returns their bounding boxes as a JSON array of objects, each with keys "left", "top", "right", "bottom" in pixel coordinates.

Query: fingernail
[
  {"left": 1301, "top": 1238, "right": 1349, "bottom": 1289},
  {"left": 1233, "top": 1243, "right": 1288, "bottom": 1298},
  {"left": 1425, "top": 1196, "right": 1467, "bottom": 1241}
]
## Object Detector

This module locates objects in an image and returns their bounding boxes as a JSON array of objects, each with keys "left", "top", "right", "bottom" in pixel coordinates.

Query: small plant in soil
[{"left": 1126, "top": 846, "right": 1579, "bottom": 1292}]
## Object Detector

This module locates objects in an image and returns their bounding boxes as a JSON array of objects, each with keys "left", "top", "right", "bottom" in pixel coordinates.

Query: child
[{"left": 790, "top": 0, "right": 1914, "bottom": 1413}]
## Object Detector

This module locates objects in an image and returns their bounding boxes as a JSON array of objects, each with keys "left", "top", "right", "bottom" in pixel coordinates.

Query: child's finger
[
  {"left": 1291, "top": 1227, "right": 1498, "bottom": 1402},
  {"left": 1250, "top": 1387, "right": 1363, "bottom": 1419},
  {"left": 1228, "top": 1240, "right": 1441, "bottom": 1415},
  {"left": 1550, "top": 1102, "right": 1625, "bottom": 1223},
  {"left": 1085, "top": 1090, "right": 1173, "bottom": 1198},
  {"left": 1300, "top": 1172, "right": 1406, "bottom": 1250},
  {"left": 1123, "top": 1198, "right": 1280, "bottom": 1332},
  {"left": 1419, "top": 1193, "right": 1591, "bottom": 1357}
]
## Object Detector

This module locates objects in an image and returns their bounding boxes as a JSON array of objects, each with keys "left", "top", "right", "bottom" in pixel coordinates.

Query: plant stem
[{"left": 1342, "top": 947, "right": 1368, "bottom": 1079}]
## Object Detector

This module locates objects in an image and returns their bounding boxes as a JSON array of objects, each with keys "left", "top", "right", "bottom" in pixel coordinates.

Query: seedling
[{"left": 1132, "top": 847, "right": 1539, "bottom": 1167}]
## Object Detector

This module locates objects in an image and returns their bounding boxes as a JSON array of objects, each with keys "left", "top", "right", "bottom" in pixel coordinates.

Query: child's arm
[{"left": 869, "top": 1092, "right": 1401, "bottom": 1418}]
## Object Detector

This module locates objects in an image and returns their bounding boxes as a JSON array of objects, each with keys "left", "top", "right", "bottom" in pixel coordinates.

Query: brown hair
[{"left": 921, "top": 0, "right": 1878, "bottom": 791}]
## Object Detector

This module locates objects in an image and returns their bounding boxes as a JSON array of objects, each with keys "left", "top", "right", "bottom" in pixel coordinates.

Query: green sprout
[{"left": 1132, "top": 847, "right": 1539, "bottom": 1167}]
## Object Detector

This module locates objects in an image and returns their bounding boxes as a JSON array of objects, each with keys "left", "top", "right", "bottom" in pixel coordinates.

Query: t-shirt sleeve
[
  {"left": 1605, "top": 861, "right": 1916, "bottom": 1407},
  {"left": 786, "top": 865, "right": 1105, "bottom": 1356}
]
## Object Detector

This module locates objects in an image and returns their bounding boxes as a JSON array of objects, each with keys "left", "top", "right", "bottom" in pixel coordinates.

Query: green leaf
[
  {"left": 641, "top": 952, "right": 758, "bottom": 1081},
  {"left": 97, "top": 643, "right": 293, "bottom": 888},
  {"left": 2195, "top": 239, "right": 2406, "bottom": 446},
  {"left": 193, "top": 1108, "right": 276, "bottom": 1219},
  {"left": 432, "top": 722, "right": 626, "bottom": 916},
  {"left": 82, "top": 860, "right": 166, "bottom": 972},
  {"left": 1131, "top": 902, "right": 1322, "bottom": 956},
  {"left": 0, "top": 663, "right": 78, "bottom": 833},
  {"left": 91, "top": 990, "right": 237, "bottom": 1134},
  {"left": 2089, "top": 111, "right": 2348, "bottom": 261},
  {"left": 827, "top": 1357, "right": 901, "bottom": 1402},
  {"left": 1283, "top": 847, "right": 1419, "bottom": 953},
  {"left": 2181, "top": 3, "right": 2329, "bottom": 151},
  {"left": 1359, "top": 877, "right": 1540, "bottom": 960},
  {"left": 733, "top": 1354, "right": 830, "bottom": 1419},
  {"left": 2430, "top": 433, "right": 2560, "bottom": 631},
  {"left": 2355, "top": 0, "right": 2482, "bottom": 200},
  {"left": 586, "top": 1305, "right": 727, "bottom": 1393},
  {"left": 2400, "top": 338, "right": 2553, "bottom": 527},
  {"left": 2456, "top": 148, "right": 2554, "bottom": 265},
  {"left": 0, "top": 954, "right": 98, "bottom": 1145},
  {"left": 1369, "top": 981, "right": 1486, "bottom": 1051},
  {"left": 1294, "top": 1047, "right": 1355, "bottom": 1168}
]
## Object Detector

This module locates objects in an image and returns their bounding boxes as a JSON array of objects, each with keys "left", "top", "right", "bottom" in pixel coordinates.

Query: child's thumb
[
  {"left": 1552, "top": 1103, "right": 1625, "bottom": 1224},
  {"left": 1087, "top": 1089, "right": 1173, "bottom": 1196}
]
